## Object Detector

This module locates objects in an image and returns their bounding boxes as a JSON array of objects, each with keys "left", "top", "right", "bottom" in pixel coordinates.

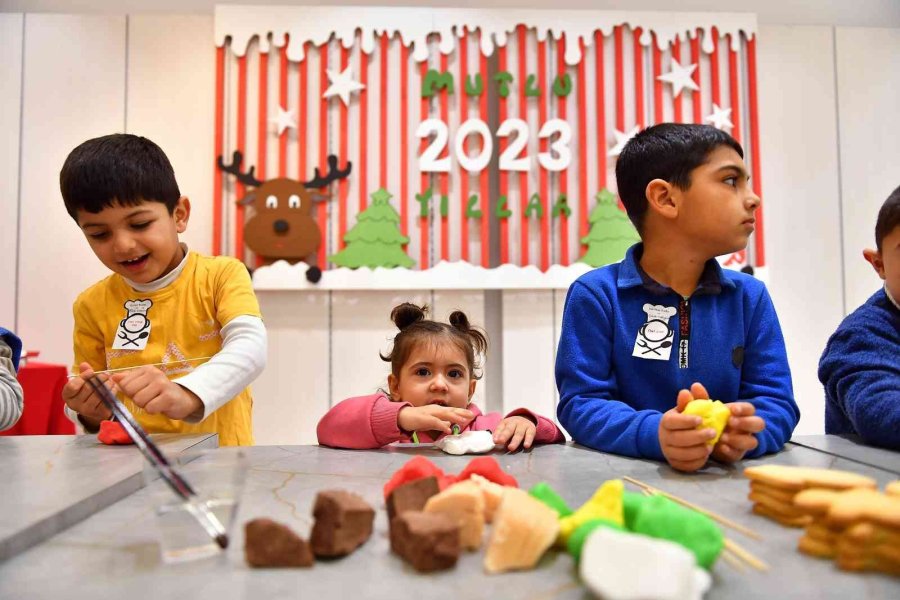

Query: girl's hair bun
[
  {"left": 391, "top": 302, "right": 427, "bottom": 331},
  {"left": 448, "top": 310, "right": 470, "bottom": 332}
]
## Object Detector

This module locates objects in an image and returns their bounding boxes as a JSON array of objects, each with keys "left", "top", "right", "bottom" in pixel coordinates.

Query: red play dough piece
[
  {"left": 98, "top": 420, "right": 133, "bottom": 445},
  {"left": 383, "top": 456, "right": 454, "bottom": 498},
  {"left": 455, "top": 456, "right": 518, "bottom": 488}
]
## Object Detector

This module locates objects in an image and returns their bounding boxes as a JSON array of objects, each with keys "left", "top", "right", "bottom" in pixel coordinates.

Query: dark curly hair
[{"left": 381, "top": 302, "right": 487, "bottom": 381}]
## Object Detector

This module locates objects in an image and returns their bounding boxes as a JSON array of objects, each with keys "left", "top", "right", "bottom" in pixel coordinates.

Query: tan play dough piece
[
  {"left": 424, "top": 479, "right": 485, "bottom": 550},
  {"left": 483, "top": 487, "right": 560, "bottom": 574},
  {"left": 469, "top": 473, "right": 504, "bottom": 523}
]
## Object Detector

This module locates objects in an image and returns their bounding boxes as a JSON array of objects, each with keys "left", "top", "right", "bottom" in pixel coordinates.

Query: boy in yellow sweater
[{"left": 60, "top": 134, "right": 266, "bottom": 445}]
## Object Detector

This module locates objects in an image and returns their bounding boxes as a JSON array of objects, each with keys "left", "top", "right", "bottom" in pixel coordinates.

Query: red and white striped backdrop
[{"left": 214, "top": 12, "right": 763, "bottom": 273}]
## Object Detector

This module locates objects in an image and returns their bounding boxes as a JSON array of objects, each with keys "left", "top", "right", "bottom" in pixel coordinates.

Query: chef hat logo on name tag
[
  {"left": 632, "top": 303, "right": 676, "bottom": 362},
  {"left": 113, "top": 299, "right": 154, "bottom": 351}
]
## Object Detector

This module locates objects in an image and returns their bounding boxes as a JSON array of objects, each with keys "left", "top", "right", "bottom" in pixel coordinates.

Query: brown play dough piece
[
  {"left": 310, "top": 490, "right": 375, "bottom": 557},
  {"left": 424, "top": 480, "right": 485, "bottom": 550},
  {"left": 390, "top": 510, "right": 461, "bottom": 572},
  {"left": 244, "top": 518, "right": 314, "bottom": 567},
  {"left": 387, "top": 476, "right": 440, "bottom": 522}
]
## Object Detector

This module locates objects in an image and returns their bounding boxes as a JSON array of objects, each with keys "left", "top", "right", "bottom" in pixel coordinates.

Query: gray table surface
[
  {"left": 790, "top": 434, "right": 899, "bottom": 475},
  {"left": 0, "top": 439, "right": 898, "bottom": 599},
  {"left": 0, "top": 433, "right": 218, "bottom": 562}
]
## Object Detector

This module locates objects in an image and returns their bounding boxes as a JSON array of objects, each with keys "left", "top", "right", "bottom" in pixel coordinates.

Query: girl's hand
[
  {"left": 493, "top": 416, "right": 537, "bottom": 451},
  {"left": 397, "top": 405, "right": 474, "bottom": 435}
]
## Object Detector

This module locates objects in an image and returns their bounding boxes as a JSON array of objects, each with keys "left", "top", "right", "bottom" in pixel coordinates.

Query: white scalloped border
[
  {"left": 216, "top": 6, "right": 757, "bottom": 65},
  {"left": 252, "top": 259, "right": 766, "bottom": 291},
  {"left": 252, "top": 260, "right": 594, "bottom": 290}
]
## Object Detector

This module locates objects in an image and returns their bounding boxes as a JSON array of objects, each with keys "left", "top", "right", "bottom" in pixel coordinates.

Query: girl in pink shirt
[{"left": 317, "top": 303, "right": 565, "bottom": 451}]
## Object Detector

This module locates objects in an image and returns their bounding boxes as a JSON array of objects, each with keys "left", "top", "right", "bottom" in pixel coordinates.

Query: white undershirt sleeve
[{"left": 175, "top": 315, "right": 267, "bottom": 423}]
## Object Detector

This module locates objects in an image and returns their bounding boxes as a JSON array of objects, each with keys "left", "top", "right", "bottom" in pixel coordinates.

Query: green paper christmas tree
[
  {"left": 329, "top": 188, "right": 415, "bottom": 269},
  {"left": 579, "top": 189, "right": 640, "bottom": 267}
]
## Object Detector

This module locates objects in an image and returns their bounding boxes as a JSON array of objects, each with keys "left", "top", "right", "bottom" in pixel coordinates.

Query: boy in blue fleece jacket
[
  {"left": 818, "top": 186, "right": 900, "bottom": 450},
  {"left": 556, "top": 124, "right": 799, "bottom": 472}
]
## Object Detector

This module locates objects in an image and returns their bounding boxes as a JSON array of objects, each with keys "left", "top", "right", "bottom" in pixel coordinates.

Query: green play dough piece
[
  {"left": 528, "top": 482, "right": 573, "bottom": 517},
  {"left": 566, "top": 518, "right": 624, "bottom": 561},
  {"left": 621, "top": 490, "right": 648, "bottom": 530},
  {"left": 630, "top": 495, "right": 724, "bottom": 569}
]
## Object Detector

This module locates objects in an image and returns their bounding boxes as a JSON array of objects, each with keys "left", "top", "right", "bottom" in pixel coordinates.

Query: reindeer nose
[{"left": 273, "top": 220, "right": 290, "bottom": 234}]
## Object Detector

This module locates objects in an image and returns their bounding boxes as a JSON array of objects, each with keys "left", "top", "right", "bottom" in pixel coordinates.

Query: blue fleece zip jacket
[
  {"left": 818, "top": 288, "right": 900, "bottom": 450},
  {"left": 556, "top": 244, "right": 799, "bottom": 461}
]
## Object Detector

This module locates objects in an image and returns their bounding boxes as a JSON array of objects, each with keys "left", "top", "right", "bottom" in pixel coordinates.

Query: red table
[{"left": 0, "top": 362, "right": 75, "bottom": 436}]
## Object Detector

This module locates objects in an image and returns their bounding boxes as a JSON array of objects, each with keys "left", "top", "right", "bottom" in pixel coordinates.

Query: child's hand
[
  {"left": 711, "top": 402, "right": 765, "bottom": 463},
  {"left": 492, "top": 416, "right": 537, "bottom": 452},
  {"left": 62, "top": 362, "right": 114, "bottom": 426},
  {"left": 111, "top": 366, "right": 203, "bottom": 420},
  {"left": 397, "top": 405, "right": 474, "bottom": 435},
  {"left": 658, "top": 382, "right": 717, "bottom": 472}
]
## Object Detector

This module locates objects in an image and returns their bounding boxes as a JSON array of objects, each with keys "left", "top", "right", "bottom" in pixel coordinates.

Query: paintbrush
[{"left": 86, "top": 376, "right": 229, "bottom": 549}]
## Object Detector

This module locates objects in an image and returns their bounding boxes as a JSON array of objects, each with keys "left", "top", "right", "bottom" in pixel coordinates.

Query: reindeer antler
[
  {"left": 217, "top": 151, "right": 264, "bottom": 188},
  {"left": 303, "top": 155, "right": 352, "bottom": 189}
]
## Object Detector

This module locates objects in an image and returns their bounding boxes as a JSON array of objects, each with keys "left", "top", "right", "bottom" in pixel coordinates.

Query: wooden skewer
[
  {"left": 622, "top": 476, "right": 762, "bottom": 541},
  {"left": 67, "top": 356, "right": 213, "bottom": 379},
  {"left": 719, "top": 547, "right": 746, "bottom": 573},
  {"left": 724, "top": 538, "right": 769, "bottom": 572}
]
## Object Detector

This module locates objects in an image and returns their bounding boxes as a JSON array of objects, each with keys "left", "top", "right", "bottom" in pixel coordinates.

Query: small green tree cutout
[
  {"left": 579, "top": 189, "right": 640, "bottom": 267},
  {"left": 329, "top": 188, "right": 415, "bottom": 269}
]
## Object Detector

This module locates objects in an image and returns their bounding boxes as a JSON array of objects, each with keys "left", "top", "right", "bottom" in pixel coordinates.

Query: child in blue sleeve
[
  {"left": 819, "top": 186, "right": 900, "bottom": 450},
  {"left": 556, "top": 123, "right": 799, "bottom": 472}
]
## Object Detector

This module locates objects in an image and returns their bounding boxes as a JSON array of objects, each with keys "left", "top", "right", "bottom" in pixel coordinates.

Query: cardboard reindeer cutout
[{"left": 217, "top": 152, "right": 351, "bottom": 282}]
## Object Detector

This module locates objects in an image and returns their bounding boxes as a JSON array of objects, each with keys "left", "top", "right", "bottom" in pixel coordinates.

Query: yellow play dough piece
[
  {"left": 683, "top": 399, "right": 731, "bottom": 445},
  {"left": 484, "top": 487, "right": 559, "bottom": 573},
  {"left": 557, "top": 479, "right": 625, "bottom": 547},
  {"left": 424, "top": 480, "right": 485, "bottom": 550}
]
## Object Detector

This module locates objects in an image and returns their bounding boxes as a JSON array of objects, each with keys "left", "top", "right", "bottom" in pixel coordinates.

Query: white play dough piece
[
  {"left": 580, "top": 528, "right": 711, "bottom": 600},
  {"left": 434, "top": 430, "right": 495, "bottom": 455}
]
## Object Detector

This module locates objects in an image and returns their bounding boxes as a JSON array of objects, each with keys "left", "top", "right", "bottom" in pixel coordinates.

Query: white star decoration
[
  {"left": 271, "top": 106, "right": 296, "bottom": 136},
  {"left": 322, "top": 66, "right": 366, "bottom": 106},
  {"left": 608, "top": 126, "right": 641, "bottom": 158},
  {"left": 704, "top": 103, "right": 733, "bottom": 131},
  {"left": 657, "top": 58, "right": 700, "bottom": 98}
]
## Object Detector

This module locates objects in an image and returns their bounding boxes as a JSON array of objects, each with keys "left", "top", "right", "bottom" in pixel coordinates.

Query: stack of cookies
[
  {"left": 743, "top": 465, "right": 877, "bottom": 528},
  {"left": 793, "top": 482, "right": 900, "bottom": 576}
]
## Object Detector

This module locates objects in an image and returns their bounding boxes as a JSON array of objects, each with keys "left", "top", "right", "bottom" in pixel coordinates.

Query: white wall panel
[
  {"left": 17, "top": 14, "right": 126, "bottom": 366},
  {"left": 330, "top": 290, "right": 429, "bottom": 409},
  {"left": 127, "top": 15, "right": 215, "bottom": 255},
  {"left": 0, "top": 14, "right": 23, "bottom": 328},
  {"left": 252, "top": 291, "right": 329, "bottom": 445},
  {"left": 501, "top": 290, "right": 556, "bottom": 420},
  {"left": 757, "top": 26, "right": 844, "bottom": 436},
  {"left": 835, "top": 27, "right": 900, "bottom": 312}
]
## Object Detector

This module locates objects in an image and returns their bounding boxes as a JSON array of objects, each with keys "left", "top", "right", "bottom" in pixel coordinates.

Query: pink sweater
[{"left": 317, "top": 392, "right": 566, "bottom": 449}]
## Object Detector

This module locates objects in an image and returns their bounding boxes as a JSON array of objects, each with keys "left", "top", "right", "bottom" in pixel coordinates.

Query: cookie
[
  {"left": 797, "top": 534, "right": 835, "bottom": 559},
  {"left": 749, "top": 491, "right": 808, "bottom": 519},
  {"left": 751, "top": 503, "right": 811, "bottom": 528},
  {"left": 743, "top": 465, "right": 877, "bottom": 492},
  {"left": 749, "top": 481, "right": 797, "bottom": 504},
  {"left": 886, "top": 481, "right": 900, "bottom": 497}
]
